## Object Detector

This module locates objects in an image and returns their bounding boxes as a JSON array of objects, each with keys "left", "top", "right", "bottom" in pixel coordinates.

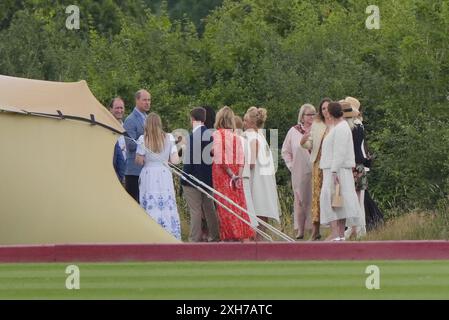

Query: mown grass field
[{"left": 1, "top": 260, "right": 449, "bottom": 299}]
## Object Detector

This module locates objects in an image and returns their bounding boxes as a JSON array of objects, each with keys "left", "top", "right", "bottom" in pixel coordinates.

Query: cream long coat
[{"left": 301, "top": 120, "right": 327, "bottom": 164}]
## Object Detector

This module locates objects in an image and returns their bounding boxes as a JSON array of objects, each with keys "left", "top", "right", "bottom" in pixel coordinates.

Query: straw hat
[
  {"left": 344, "top": 96, "right": 361, "bottom": 111},
  {"left": 339, "top": 100, "right": 360, "bottom": 118}
]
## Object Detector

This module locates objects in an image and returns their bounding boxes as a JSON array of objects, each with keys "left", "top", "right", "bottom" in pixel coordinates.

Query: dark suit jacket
[
  {"left": 181, "top": 126, "right": 214, "bottom": 188},
  {"left": 113, "top": 142, "right": 125, "bottom": 182},
  {"left": 352, "top": 123, "right": 371, "bottom": 168}
]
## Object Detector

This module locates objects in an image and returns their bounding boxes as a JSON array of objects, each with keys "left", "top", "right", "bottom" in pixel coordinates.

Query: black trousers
[{"left": 125, "top": 175, "right": 139, "bottom": 203}]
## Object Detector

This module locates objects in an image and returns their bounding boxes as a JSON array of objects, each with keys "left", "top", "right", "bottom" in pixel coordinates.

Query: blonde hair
[
  {"left": 144, "top": 112, "right": 166, "bottom": 153},
  {"left": 298, "top": 103, "right": 316, "bottom": 124},
  {"left": 215, "top": 106, "right": 236, "bottom": 129},
  {"left": 244, "top": 106, "right": 267, "bottom": 129},
  {"left": 345, "top": 117, "right": 355, "bottom": 129}
]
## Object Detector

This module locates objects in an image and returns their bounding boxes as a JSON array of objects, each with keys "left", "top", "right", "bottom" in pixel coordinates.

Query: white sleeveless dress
[
  {"left": 137, "top": 134, "right": 181, "bottom": 240},
  {"left": 239, "top": 135, "right": 258, "bottom": 227},
  {"left": 244, "top": 130, "right": 280, "bottom": 221}
]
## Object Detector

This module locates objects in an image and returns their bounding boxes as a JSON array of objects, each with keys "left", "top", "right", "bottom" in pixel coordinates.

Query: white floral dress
[{"left": 137, "top": 134, "right": 181, "bottom": 240}]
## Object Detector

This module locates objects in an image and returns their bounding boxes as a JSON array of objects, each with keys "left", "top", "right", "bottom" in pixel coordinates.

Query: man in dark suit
[
  {"left": 113, "top": 142, "right": 126, "bottom": 183},
  {"left": 182, "top": 107, "right": 220, "bottom": 242},
  {"left": 123, "top": 89, "right": 151, "bottom": 202}
]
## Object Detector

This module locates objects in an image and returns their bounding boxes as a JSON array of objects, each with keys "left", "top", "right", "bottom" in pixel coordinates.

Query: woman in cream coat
[
  {"left": 300, "top": 98, "right": 331, "bottom": 240},
  {"left": 319, "top": 102, "right": 362, "bottom": 241}
]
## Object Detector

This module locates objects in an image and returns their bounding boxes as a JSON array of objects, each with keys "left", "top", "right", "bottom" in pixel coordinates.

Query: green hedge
[{"left": 1, "top": 0, "right": 448, "bottom": 212}]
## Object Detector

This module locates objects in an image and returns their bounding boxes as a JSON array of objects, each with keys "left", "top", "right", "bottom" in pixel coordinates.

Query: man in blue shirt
[{"left": 123, "top": 89, "right": 151, "bottom": 202}]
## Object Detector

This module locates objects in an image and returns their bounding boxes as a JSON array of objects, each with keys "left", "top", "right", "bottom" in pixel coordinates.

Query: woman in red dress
[{"left": 213, "top": 106, "right": 255, "bottom": 241}]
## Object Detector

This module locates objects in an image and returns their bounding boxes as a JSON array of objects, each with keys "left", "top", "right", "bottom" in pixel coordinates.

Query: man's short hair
[
  {"left": 190, "top": 107, "right": 206, "bottom": 122},
  {"left": 135, "top": 89, "right": 150, "bottom": 100},
  {"left": 109, "top": 96, "right": 124, "bottom": 109}
]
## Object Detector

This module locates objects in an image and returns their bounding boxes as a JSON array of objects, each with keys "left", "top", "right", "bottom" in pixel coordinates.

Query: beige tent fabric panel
[
  {"left": 0, "top": 75, "right": 123, "bottom": 133},
  {"left": 0, "top": 113, "right": 179, "bottom": 245}
]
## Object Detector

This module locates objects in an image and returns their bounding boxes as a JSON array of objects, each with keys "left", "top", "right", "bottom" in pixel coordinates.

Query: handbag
[{"left": 332, "top": 183, "right": 343, "bottom": 208}]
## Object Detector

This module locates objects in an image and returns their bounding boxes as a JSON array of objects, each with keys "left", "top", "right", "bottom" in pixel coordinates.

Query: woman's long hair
[
  {"left": 317, "top": 97, "right": 331, "bottom": 122},
  {"left": 144, "top": 112, "right": 166, "bottom": 153},
  {"left": 215, "top": 106, "right": 236, "bottom": 129}
]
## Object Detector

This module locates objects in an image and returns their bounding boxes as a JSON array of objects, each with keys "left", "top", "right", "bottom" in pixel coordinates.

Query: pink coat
[{"left": 281, "top": 126, "right": 313, "bottom": 229}]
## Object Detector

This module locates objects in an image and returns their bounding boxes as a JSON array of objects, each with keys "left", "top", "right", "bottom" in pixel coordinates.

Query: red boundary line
[{"left": 1, "top": 241, "right": 449, "bottom": 263}]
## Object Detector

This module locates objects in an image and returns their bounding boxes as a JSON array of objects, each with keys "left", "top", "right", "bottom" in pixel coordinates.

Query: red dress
[{"left": 212, "top": 129, "right": 255, "bottom": 240}]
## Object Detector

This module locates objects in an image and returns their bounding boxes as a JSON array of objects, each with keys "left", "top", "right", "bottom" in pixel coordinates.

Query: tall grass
[
  {"left": 364, "top": 201, "right": 449, "bottom": 241},
  {"left": 173, "top": 176, "right": 190, "bottom": 241}
]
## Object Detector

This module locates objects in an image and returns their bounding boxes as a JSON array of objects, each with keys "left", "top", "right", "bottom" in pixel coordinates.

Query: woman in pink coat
[{"left": 281, "top": 104, "right": 316, "bottom": 239}]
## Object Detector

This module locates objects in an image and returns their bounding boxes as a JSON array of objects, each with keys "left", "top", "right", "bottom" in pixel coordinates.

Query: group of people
[
  {"left": 110, "top": 89, "right": 382, "bottom": 242},
  {"left": 282, "top": 97, "right": 383, "bottom": 241},
  {"left": 110, "top": 89, "right": 280, "bottom": 241}
]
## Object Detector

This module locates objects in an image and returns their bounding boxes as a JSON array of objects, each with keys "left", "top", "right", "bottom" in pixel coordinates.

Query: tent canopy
[
  {"left": 0, "top": 75, "right": 124, "bottom": 133},
  {"left": 0, "top": 75, "right": 178, "bottom": 245}
]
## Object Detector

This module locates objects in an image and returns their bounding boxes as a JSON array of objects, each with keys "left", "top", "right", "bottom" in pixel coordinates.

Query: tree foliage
[{"left": 1, "top": 0, "right": 448, "bottom": 212}]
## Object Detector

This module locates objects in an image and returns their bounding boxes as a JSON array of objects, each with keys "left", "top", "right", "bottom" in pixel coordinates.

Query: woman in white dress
[
  {"left": 234, "top": 115, "right": 258, "bottom": 228},
  {"left": 243, "top": 107, "right": 280, "bottom": 231},
  {"left": 319, "top": 102, "right": 362, "bottom": 241},
  {"left": 135, "top": 113, "right": 181, "bottom": 240}
]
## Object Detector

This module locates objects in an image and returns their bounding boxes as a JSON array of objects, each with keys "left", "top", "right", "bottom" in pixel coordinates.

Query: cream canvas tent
[{"left": 0, "top": 75, "right": 179, "bottom": 245}]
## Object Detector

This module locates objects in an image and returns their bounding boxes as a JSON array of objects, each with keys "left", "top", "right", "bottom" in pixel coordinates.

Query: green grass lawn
[{"left": 1, "top": 260, "right": 449, "bottom": 299}]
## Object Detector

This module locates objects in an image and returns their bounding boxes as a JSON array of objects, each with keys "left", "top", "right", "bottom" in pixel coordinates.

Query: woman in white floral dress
[{"left": 135, "top": 113, "right": 181, "bottom": 240}]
